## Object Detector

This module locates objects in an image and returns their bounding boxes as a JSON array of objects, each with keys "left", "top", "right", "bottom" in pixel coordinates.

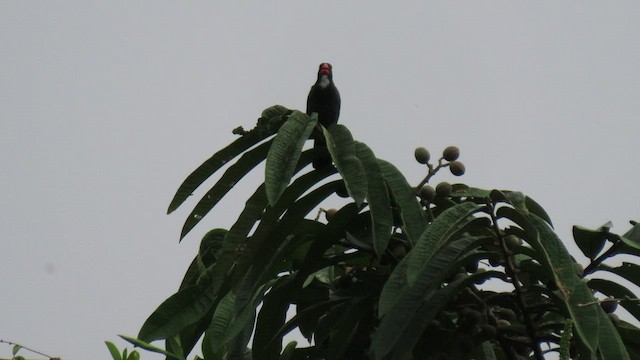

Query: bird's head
[
  {"left": 317, "top": 63, "right": 333, "bottom": 87},
  {"left": 318, "top": 63, "right": 332, "bottom": 76}
]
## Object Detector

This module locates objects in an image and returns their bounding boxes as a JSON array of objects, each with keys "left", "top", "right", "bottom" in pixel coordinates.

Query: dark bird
[{"left": 306, "top": 63, "right": 341, "bottom": 169}]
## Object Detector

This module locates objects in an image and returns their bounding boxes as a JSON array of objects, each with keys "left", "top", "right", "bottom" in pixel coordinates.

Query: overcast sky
[{"left": 2, "top": 2, "right": 639, "bottom": 359}]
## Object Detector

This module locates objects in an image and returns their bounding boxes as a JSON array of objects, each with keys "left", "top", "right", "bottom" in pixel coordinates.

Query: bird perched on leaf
[{"left": 306, "top": 63, "right": 341, "bottom": 168}]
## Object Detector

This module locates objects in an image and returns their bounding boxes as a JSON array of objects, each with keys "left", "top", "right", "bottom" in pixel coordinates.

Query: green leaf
[
  {"left": 261, "top": 104, "right": 291, "bottom": 119},
  {"left": 377, "top": 159, "right": 427, "bottom": 244},
  {"left": 450, "top": 185, "right": 491, "bottom": 199},
  {"left": 407, "top": 202, "right": 481, "bottom": 284},
  {"left": 324, "top": 297, "right": 374, "bottom": 360},
  {"left": 497, "top": 204, "right": 600, "bottom": 353},
  {"left": 374, "top": 266, "right": 505, "bottom": 359},
  {"left": 168, "top": 105, "right": 290, "bottom": 214},
  {"left": 127, "top": 350, "right": 140, "bottom": 360},
  {"left": 233, "top": 169, "right": 337, "bottom": 309},
  {"left": 204, "top": 282, "right": 271, "bottom": 357},
  {"left": 373, "top": 236, "right": 481, "bottom": 358},
  {"left": 119, "top": 335, "right": 184, "bottom": 359},
  {"left": 253, "top": 276, "right": 295, "bottom": 360},
  {"left": 12, "top": 345, "right": 22, "bottom": 356},
  {"left": 525, "top": 212, "right": 600, "bottom": 353},
  {"left": 265, "top": 111, "right": 317, "bottom": 205},
  {"left": 378, "top": 253, "right": 409, "bottom": 317},
  {"left": 572, "top": 224, "right": 609, "bottom": 260},
  {"left": 105, "top": 341, "right": 122, "bottom": 360},
  {"left": 525, "top": 195, "right": 553, "bottom": 226},
  {"left": 180, "top": 228, "right": 227, "bottom": 290},
  {"left": 180, "top": 140, "right": 273, "bottom": 239},
  {"left": 596, "top": 307, "right": 631, "bottom": 360},
  {"left": 280, "top": 341, "right": 297, "bottom": 360},
  {"left": 202, "top": 291, "right": 236, "bottom": 355},
  {"left": 596, "top": 262, "right": 640, "bottom": 289},
  {"left": 138, "top": 284, "right": 217, "bottom": 342},
  {"left": 325, "top": 124, "right": 368, "bottom": 206},
  {"left": 269, "top": 297, "right": 351, "bottom": 346},
  {"left": 588, "top": 278, "right": 640, "bottom": 322},
  {"left": 354, "top": 141, "right": 393, "bottom": 257}
]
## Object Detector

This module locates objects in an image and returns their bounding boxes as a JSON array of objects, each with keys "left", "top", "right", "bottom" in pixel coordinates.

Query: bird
[{"left": 306, "top": 63, "right": 341, "bottom": 169}]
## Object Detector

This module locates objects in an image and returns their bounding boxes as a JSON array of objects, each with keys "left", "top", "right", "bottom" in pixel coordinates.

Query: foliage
[{"left": 120, "top": 106, "right": 640, "bottom": 359}]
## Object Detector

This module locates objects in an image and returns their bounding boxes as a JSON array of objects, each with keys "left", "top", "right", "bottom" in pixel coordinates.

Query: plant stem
[
  {"left": 485, "top": 200, "right": 545, "bottom": 360},
  {"left": 415, "top": 158, "right": 448, "bottom": 191},
  {"left": 0, "top": 339, "right": 55, "bottom": 359}
]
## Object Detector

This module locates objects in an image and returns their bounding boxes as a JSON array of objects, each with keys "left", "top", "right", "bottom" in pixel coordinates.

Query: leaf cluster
[{"left": 118, "top": 106, "right": 640, "bottom": 360}]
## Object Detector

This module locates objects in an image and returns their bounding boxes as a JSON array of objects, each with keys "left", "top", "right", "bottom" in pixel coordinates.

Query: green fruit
[
  {"left": 464, "top": 261, "right": 479, "bottom": 273},
  {"left": 575, "top": 263, "right": 584, "bottom": 277},
  {"left": 414, "top": 147, "right": 431, "bottom": 164},
  {"left": 443, "top": 145, "right": 460, "bottom": 161},
  {"left": 419, "top": 185, "right": 436, "bottom": 201},
  {"left": 504, "top": 235, "right": 522, "bottom": 249},
  {"left": 601, "top": 299, "right": 618, "bottom": 313},
  {"left": 498, "top": 308, "right": 517, "bottom": 321},
  {"left": 479, "top": 324, "right": 497, "bottom": 338},
  {"left": 325, "top": 208, "right": 338, "bottom": 222},
  {"left": 458, "top": 308, "right": 482, "bottom": 332},
  {"left": 496, "top": 319, "right": 511, "bottom": 328},
  {"left": 391, "top": 244, "right": 408, "bottom": 260},
  {"left": 435, "top": 182, "right": 452, "bottom": 197},
  {"left": 449, "top": 161, "right": 466, "bottom": 176}
]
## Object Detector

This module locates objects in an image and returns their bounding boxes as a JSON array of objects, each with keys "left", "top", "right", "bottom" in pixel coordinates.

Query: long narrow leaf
[
  {"left": 596, "top": 307, "right": 631, "bottom": 360},
  {"left": 137, "top": 284, "right": 217, "bottom": 342},
  {"left": 500, "top": 204, "right": 600, "bottom": 354},
  {"left": 355, "top": 141, "right": 393, "bottom": 258},
  {"left": 119, "top": 335, "right": 184, "bottom": 360},
  {"left": 377, "top": 159, "right": 427, "bottom": 244},
  {"left": 180, "top": 140, "right": 273, "bottom": 240},
  {"left": 373, "top": 237, "right": 496, "bottom": 359},
  {"left": 588, "top": 278, "right": 640, "bottom": 321},
  {"left": 168, "top": 105, "right": 290, "bottom": 214},
  {"left": 324, "top": 124, "right": 368, "bottom": 206},
  {"left": 387, "top": 270, "right": 506, "bottom": 360},
  {"left": 265, "top": 111, "right": 317, "bottom": 205},
  {"left": 407, "top": 202, "right": 480, "bottom": 284},
  {"left": 233, "top": 168, "right": 337, "bottom": 308}
]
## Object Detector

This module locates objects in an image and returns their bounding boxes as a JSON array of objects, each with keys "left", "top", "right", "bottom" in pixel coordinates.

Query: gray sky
[{"left": 2, "top": 2, "right": 639, "bottom": 359}]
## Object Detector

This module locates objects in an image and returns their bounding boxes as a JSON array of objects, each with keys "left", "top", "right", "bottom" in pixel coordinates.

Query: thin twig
[{"left": 0, "top": 339, "right": 57, "bottom": 359}]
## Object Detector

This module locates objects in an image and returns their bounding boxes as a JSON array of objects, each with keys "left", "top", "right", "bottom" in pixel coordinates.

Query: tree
[{"left": 118, "top": 106, "right": 640, "bottom": 359}]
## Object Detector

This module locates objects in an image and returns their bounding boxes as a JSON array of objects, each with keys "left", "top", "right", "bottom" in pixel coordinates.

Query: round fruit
[
  {"left": 504, "top": 235, "right": 522, "bottom": 249},
  {"left": 443, "top": 146, "right": 460, "bottom": 161},
  {"left": 449, "top": 161, "right": 466, "bottom": 176},
  {"left": 479, "top": 324, "right": 497, "bottom": 338},
  {"left": 464, "top": 261, "right": 479, "bottom": 273},
  {"left": 419, "top": 185, "right": 436, "bottom": 201},
  {"left": 498, "top": 308, "right": 517, "bottom": 322},
  {"left": 325, "top": 208, "right": 338, "bottom": 222},
  {"left": 601, "top": 299, "right": 618, "bottom": 313},
  {"left": 391, "top": 244, "right": 408, "bottom": 260},
  {"left": 575, "top": 263, "right": 584, "bottom": 277},
  {"left": 435, "top": 182, "right": 452, "bottom": 197},
  {"left": 414, "top": 147, "right": 431, "bottom": 164}
]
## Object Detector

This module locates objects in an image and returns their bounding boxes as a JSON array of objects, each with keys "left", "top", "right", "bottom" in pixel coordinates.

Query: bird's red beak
[{"left": 320, "top": 63, "right": 331, "bottom": 75}]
